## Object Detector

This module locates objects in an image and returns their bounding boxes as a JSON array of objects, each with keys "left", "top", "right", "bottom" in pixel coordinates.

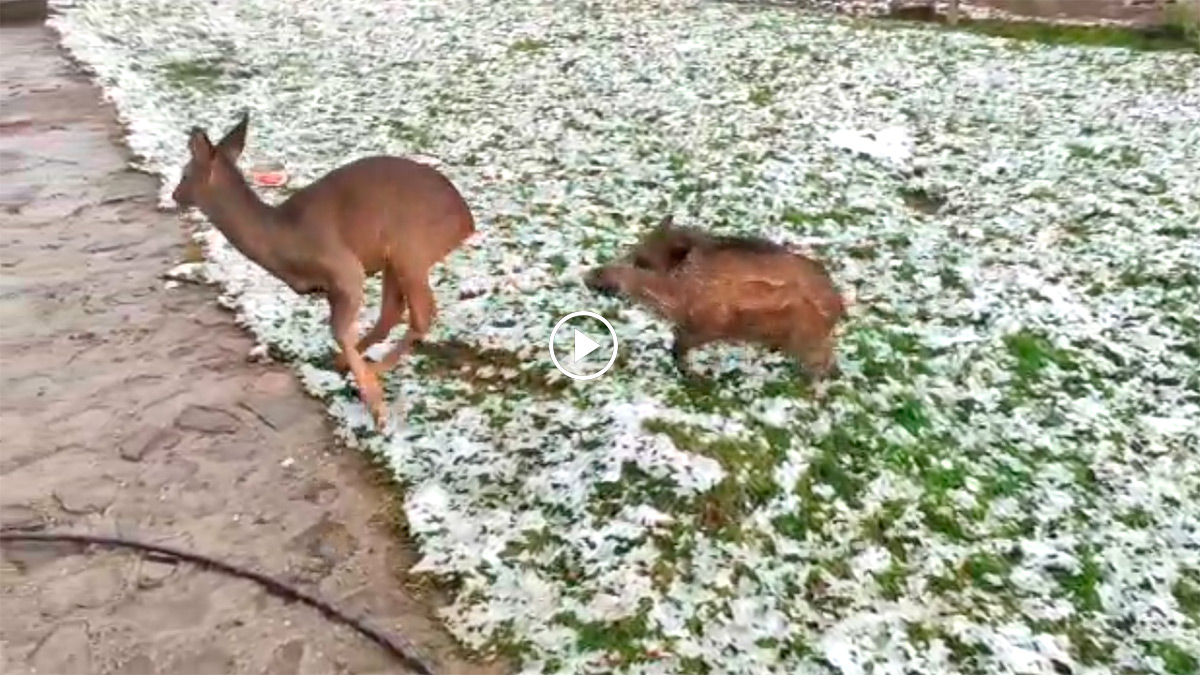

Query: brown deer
[
  {"left": 584, "top": 216, "right": 847, "bottom": 380},
  {"left": 171, "top": 111, "right": 476, "bottom": 430}
]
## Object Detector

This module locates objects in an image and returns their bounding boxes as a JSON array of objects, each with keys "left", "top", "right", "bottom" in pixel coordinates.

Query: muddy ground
[{"left": 0, "top": 24, "right": 507, "bottom": 675}]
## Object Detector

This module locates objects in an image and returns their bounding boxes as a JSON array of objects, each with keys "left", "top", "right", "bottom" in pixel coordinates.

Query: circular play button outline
[{"left": 549, "top": 311, "right": 619, "bottom": 381}]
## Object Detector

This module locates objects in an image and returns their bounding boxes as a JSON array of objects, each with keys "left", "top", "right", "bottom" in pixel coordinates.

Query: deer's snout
[{"left": 170, "top": 184, "right": 192, "bottom": 210}]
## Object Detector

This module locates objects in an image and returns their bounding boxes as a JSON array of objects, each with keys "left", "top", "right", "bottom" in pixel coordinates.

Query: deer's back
[{"left": 279, "top": 156, "right": 474, "bottom": 274}]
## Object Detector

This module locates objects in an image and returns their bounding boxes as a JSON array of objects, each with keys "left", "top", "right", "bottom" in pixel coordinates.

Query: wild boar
[{"left": 583, "top": 215, "right": 847, "bottom": 380}]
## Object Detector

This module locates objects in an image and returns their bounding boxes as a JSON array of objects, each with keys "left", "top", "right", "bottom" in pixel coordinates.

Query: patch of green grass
[
  {"left": 920, "top": 499, "right": 970, "bottom": 541},
  {"left": 1116, "top": 506, "right": 1155, "bottom": 529},
  {"left": 748, "top": 86, "right": 774, "bottom": 106},
  {"left": 899, "top": 186, "right": 946, "bottom": 214},
  {"left": 874, "top": 13, "right": 1199, "bottom": 53},
  {"left": 160, "top": 57, "right": 256, "bottom": 93},
  {"left": 874, "top": 560, "right": 908, "bottom": 600},
  {"left": 642, "top": 419, "right": 786, "bottom": 540},
  {"left": 1119, "top": 263, "right": 1200, "bottom": 292},
  {"left": 860, "top": 499, "right": 914, "bottom": 558},
  {"left": 803, "top": 429, "right": 869, "bottom": 507},
  {"left": 1004, "top": 329, "right": 1079, "bottom": 383},
  {"left": 1172, "top": 569, "right": 1200, "bottom": 622},
  {"left": 1158, "top": 224, "right": 1197, "bottom": 239},
  {"left": 387, "top": 120, "right": 434, "bottom": 151},
  {"left": 589, "top": 463, "right": 687, "bottom": 523},
  {"left": 890, "top": 395, "right": 931, "bottom": 436},
  {"left": 1030, "top": 618, "right": 1115, "bottom": 665},
  {"left": 1164, "top": 0, "right": 1200, "bottom": 49},
  {"left": 401, "top": 339, "right": 568, "bottom": 401},
  {"left": 781, "top": 205, "right": 874, "bottom": 230},
  {"left": 962, "top": 551, "right": 1014, "bottom": 592},
  {"left": 509, "top": 38, "right": 550, "bottom": 54},
  {"left": 1049, "top": 547, "right": 1104, "bottom": 614},
  {"left": 1147, "top": 640, "right": 1199, "bottom": 675},
  {"left": 558, "top": 603, "right": 655, "bottom": 667},
  {"left": 846, "top": 328, "right": 933, "bottom": 381}
]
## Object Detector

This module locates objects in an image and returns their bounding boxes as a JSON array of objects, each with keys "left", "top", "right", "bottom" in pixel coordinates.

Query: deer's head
[{"left": 171, "top": 112, "right": 249, "bottom": 209}]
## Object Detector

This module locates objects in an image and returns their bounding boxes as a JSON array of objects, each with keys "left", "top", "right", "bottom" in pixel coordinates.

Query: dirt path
[{"left": 0, "top": 24, "right": 506, "bottom": 675}]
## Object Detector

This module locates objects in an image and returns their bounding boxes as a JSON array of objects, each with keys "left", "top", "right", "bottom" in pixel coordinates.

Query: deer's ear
[
  {"left": 216, "top": 111, "right": 249, "bottom": 162},
  {"left": 658, "top": 214, "right": 675, "bottom": 231},
  {"left": 187, "top": 127, "right": 215, "bottom": 163}
]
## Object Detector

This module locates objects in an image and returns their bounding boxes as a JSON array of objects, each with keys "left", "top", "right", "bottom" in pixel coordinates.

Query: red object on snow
[{"left": 248, "top": 162, "right": 289, "bottom": 188}]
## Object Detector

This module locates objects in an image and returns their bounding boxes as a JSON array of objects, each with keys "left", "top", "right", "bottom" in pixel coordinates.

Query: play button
[
  {"left": 574, "top": 329, "right": 600, "bottom": 363},
  {"left": 549, "top": 311, "right": 619, "bottom": 381}
]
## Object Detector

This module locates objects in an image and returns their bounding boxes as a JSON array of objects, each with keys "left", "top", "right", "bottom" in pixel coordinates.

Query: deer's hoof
[
  {"left": 370, "top": 404, "right": 390, "bottom": 431},
  {"left": 356, "top": 379, "right": 386, "bottom": 424}
]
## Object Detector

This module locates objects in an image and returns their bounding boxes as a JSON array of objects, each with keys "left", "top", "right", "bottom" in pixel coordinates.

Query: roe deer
[
  {"left": 171, "top": 111, "right": 476, "bottom": 430},
  {"left": 584, "top": 215, "right": 847, "bottom": 380}
]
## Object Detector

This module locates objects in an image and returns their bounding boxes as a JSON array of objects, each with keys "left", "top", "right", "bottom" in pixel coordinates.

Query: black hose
[{"left": 0, "top": 530, "right": 437, "bottom": 675}]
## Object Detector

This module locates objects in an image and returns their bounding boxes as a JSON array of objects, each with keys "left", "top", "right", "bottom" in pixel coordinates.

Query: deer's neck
[{"left": 198, "top": 177, "right": 293, "bottom": 279}]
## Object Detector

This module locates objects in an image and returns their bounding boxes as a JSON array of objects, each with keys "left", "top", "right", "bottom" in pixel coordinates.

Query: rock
[
  {"left": 30, "top": 622, "right": 91, "bottom": 675},
  {"left": 299, "top": 644, "right": 336, "bottom": 674},
  {"left": 252, "top": 371, "right": 296, "bottom": 396},
  {"left": 111, "top": 653, "right": 155, "bottom": 675},
  {"left": 267, "top": 639, "right": 305, "bottom": 675},
  {"left": 239, "top": 395, "right": 305, "bottom": 432},
  {"left": 136, "top": 559, "right": 176, "bottom": 589},
  {"left": 115, "top": 591, "right": 211, "bottom": 632},
  {"left": 0, "top": 503, "right": 43, "bottom": 529},
  {"left": 43, "top": 565, "right": 125, "bottom": 615},
  {"left": 175, "top": 404, "right": 239, "bottom": 434},
  {"left": 300, "top": 479, "right": 337, "bottom": 505},
  {"left": 169, "top": 647, "right": 234, "bottom": 675},
  {"left": 161, "top": 262, "right": 206, "bottom": 284},
  {"left": 119, "top": 427, "right": 181, "bottom": 462},
  {"left": 53, "top": 480, "right": 117, "bottom": 514},
  {"left": 289, "top": 516, "right": 358, "bottom": 570},
  {"left": 290, "top": 554, "right": 334, "bottom": 582},
  {"left": 83, "top": 236, "right": 140, "bottom": 254}
]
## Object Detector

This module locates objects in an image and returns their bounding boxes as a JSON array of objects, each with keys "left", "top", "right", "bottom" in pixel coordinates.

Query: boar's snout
[{"left": 584, "top": 267, "right": 619, "bottom": 296}]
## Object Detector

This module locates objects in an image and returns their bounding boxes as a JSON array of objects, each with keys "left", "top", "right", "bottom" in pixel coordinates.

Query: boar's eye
[
  {"left": 664, "top": 244, "right": 690, "bottom": 269},
  {"left": 633, "top": 255, "right": 654, "bottom": 270}
]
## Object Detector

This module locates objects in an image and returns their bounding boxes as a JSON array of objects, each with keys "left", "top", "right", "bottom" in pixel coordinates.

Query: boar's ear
[{"left": 657, "top": 214, "right": 675, "bottom": 231}]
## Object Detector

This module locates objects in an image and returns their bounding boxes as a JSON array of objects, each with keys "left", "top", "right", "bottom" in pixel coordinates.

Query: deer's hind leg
[
  {"left": 333, "top": 266, "right": 407, "bottom": 373},
  {"left": 370, "top": 263, "right": 436, "bottom": 375}
]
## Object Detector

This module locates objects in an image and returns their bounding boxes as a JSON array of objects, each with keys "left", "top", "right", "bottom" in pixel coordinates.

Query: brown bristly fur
[
  {"left": 584, "top": 215, "right": 846, "bottom": 379},
  {"left": 171, "top": 111, "right": 476, "bottom": 430}
]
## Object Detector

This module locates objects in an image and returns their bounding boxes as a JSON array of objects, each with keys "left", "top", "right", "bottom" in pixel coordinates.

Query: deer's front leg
[{"left": 328, "top": 285, "right": 388, "bottom": 430}]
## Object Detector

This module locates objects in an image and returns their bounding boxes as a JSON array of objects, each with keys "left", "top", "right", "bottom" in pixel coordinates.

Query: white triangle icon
[{"left": 573, "top": 329, "right": 600, "bottom": 363}]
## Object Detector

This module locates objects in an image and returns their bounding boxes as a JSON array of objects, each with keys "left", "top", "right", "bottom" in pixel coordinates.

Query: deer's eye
[{"left": 633, "top": 255, "right": 653, "bottom": 270}]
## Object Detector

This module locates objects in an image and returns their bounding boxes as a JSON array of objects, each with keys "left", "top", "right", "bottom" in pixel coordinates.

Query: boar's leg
[
  {"left": 792, "top": 334, "right": 839, "bottom": 381},
  {"left": 670, "top": 326, "right": 716, "bottom": 378}
]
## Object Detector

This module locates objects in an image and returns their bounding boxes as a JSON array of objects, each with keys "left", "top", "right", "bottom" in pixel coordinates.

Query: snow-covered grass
[{"left": 49, "top": 0, "right": 1200, "bottom": 673}]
